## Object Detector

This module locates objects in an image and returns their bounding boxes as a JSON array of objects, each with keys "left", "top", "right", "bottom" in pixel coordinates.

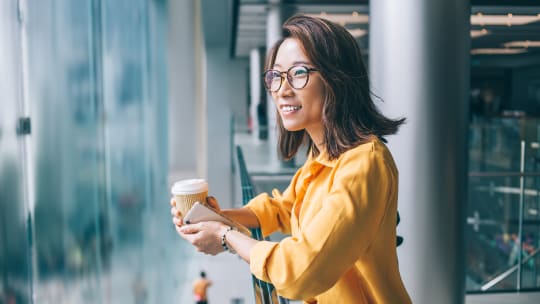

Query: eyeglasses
[{"left": 262, "top": 65, "right": 319, "bottom": 92}]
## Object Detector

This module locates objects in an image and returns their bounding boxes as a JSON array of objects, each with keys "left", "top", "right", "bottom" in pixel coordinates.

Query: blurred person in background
[{"left": 192, "top": 271, "right": 212, "bottom": 304}]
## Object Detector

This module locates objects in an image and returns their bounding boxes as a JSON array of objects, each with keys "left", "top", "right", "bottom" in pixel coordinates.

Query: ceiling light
[
  {"left": 471, "top": 48, "right": 527, "bottom": 55},
  {"left": 471, "top": 29, "right": 489, "bottom": 38},
  {"left": 504, "top": 40, "right": 540, "bottom": 48},
  {"left": 471, "top": 14, "right": 538, "bottom": 26},
  {"left": 308, "top": 13, "right": 369, "bottom": 25},
  {"left": 347, "top": 29, "right": 367, "bottom": 38}
]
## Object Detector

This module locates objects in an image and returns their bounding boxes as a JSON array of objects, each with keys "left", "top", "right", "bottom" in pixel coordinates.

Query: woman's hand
[
  {"left": 170, "top": 196, "right": 227, "bottom": 255},
  {"left": 170, "top": 196, "right": 221, "bottom": 227},
  {"left": 171, "top": 196, "right": 259, "bottom": 261},
  {"left": 205, "top": 196, "right": 220, "bottom": 211},
  {"left": 170, "top": 198, "right": 183, "bottom": 226},
  {"left": 176, "top": 221, "right": 228, "bottom": 255}
]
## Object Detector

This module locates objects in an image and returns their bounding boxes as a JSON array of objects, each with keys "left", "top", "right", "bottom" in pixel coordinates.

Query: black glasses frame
[{"left": 262, "top": 65, "right": 319, "bottom": 92}]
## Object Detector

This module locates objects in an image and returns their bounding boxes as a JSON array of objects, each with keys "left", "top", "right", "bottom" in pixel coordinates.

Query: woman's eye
[
  {"left": 293, "top": 69, "right": 307, "bottom": 77},
  {"left": 268, "top": 72, "right": 279, "bottom": 80}
]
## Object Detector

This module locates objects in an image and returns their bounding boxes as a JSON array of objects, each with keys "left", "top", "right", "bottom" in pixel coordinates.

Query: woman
[{"left": 172, "top": 14, "right": 412, "bottom": 304}]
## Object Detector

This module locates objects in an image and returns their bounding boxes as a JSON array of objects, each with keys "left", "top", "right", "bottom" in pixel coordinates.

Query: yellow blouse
[{"left": 245, "top": 139, "right": 411, "bottom": 304}]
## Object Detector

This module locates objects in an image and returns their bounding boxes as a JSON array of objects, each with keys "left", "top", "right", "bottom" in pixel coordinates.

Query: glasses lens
[
  {"left": 288, "top": 66, "right": 309, "bottom": 89},
  {"left": 264, "top": 70, "right": 282, "bottom": 91}
]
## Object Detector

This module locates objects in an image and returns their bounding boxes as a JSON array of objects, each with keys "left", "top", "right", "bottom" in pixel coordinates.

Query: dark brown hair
[{"left": 265, "top": 14, "right": 405, "bottom": 160}]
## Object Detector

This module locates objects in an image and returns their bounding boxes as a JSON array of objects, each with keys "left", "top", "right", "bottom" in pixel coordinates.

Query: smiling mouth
[{"left": 281, "top": 105, "right": 302, "bottom": 113}]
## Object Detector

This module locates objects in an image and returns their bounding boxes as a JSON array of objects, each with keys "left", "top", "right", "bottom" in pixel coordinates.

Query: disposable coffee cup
[{"left": 171, "top": 179, "right": 208, "bottom": 216}]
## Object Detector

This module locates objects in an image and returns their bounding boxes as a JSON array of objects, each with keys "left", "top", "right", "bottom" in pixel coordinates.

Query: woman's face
[{"left": 271, "top": 38, "right": 326, "bottom": 144}]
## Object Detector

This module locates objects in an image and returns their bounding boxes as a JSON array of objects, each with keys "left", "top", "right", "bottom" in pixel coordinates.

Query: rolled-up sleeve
[
  {"left": 249, "top": 151, "right": 395, "bottom": 300},
  {"left": 244, "top": 192, "right": 292, "bottom": 236},
  {"left": 244, "top": 167, "right": 301, "bottom": 236}
]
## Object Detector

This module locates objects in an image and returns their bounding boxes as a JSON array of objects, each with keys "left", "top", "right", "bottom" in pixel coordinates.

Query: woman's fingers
[
  {"left": 176, "top": 225, "right": 188, "bottom": 238},
  {"left": 172, "top": 217, "right": 183, "bottom": 226},
  {"left": 179, "top": 224, "right": 200, "bottom": 234},
  {"left": 170, "top": 207, "right": 182, "bottom": 217},
  {"left": 171, "top": 206, "right": 183, "bottom": 226},
  {"left": 176, "top": 225, "right": 197, "bottom": 244},
  {"left": 206, "top": 196, "right": 220, "bottom": 211},
  {"left": 176, "top": 223, "right": 225, "bottom": 255},
  {"left": 170, "top": 198, "right": 176, "bottom": 207}
]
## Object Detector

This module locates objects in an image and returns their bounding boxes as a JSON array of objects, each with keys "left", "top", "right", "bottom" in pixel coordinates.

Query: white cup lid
[{"left": 171, "top": 178, "right": 208, "bottom": 195}]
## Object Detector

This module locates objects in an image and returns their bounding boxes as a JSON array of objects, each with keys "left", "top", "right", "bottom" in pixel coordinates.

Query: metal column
[
  {"left": 250, "top": 48, "right": 263, "bottom": 143},
  {"left": 265, "top": 0, "right": 283, "bottom": 169},
  {"left": 370, "top": 1, "right": 470, "bottom": 303}
]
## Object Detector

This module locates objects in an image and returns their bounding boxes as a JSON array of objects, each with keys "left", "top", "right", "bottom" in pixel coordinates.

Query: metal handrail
[
  {"left": 481, "top": 247, "right": 540, "bottom": 291},
  {"left": 472, "top": 140, "right": 539, "bottom": 292},
  {"left": 236, "top": 145, "right": 289, "bottom": 304},
  {"left": 469, "top": 172, "right": 540, "bottom": 177}
]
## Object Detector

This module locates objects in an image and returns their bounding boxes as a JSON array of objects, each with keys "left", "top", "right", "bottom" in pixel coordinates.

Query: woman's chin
[{"left": 283, "top": 124, "right": 303, "bottom": 132}]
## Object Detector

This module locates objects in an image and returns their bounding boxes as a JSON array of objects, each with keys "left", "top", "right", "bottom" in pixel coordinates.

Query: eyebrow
[{"left": 273, "top": 61, "right": 312, "bottom": 68}]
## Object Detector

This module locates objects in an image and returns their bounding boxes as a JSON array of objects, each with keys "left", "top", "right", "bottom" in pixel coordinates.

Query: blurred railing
[{"left": 236, "top": 145, "right": 290, "bottom": 304}]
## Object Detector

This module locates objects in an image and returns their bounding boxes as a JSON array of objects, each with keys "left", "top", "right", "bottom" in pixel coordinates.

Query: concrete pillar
[
  {"left": 265, "top": 0, "right": 295, "bottom": 169},
  {"left": 249, "top": 48, "right": 262, "bottom": 143},
  {"left": 193, "top": 0, "right": 207, "bottom": 179},
  {"left": 369, "top": 1, "right": 470, "bottom": 303},
  {"left": 167, "top": 0, "right": 200, "bottom": 179},
  {"left": 265, "top": 0, "right": 283, "bottom": 169}
]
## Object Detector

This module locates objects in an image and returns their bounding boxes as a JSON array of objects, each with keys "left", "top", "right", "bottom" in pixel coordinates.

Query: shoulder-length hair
[{"left": 265, "top": 14, "right": 405, "bottom": 161}]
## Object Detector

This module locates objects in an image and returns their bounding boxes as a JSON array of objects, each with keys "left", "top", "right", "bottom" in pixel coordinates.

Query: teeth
[{"left": 282, "top": 105, "right": 301, "bottom": 112}]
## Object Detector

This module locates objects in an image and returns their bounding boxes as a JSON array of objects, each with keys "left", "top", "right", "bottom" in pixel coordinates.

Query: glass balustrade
[{"left": 467, "top": 117, "right": 540, "bottom": 292}]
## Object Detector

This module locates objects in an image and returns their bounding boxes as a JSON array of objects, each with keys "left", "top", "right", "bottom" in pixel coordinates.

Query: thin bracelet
[{"left": 221, "top": 226, "right": 236, "bottom": 254}]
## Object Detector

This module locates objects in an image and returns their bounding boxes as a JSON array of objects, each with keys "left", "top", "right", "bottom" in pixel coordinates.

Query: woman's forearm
[
  {"left": 220, "top": 208, "right": 261, "bottom": 262},
  {"left": 221, "top": 207, "right": 260, "bottom": 229},
  {"left": 220, "top": 227, "right": 258, "bottom": 263}
]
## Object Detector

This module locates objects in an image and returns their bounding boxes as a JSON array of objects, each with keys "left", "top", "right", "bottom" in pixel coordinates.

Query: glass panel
[
  {"left": 0, "top": 1, "right": 32, "bottom": 302},
  {"left": 469, "top": 3, "right": 540, "bottom": 293},
  {"left": 467, "top": 176, "right": 520, "bottom": 291},
  {"left": 101, "top": 0, "right": 150, "bottom": 302},
  {"left": 469, "top": 119, "right": 523, "bottom": 173},
  {"left": 100, "top": 0, "right": 174, "bottom": 303},
  {"left": 521, "top": 175, "right": 540, "bottom": 289},
  {"left": 467, "top": 118, "right": 540, "bottom": 292},
  {"left": 24, "top": 0, "right": 105, "bottom": 302},
  {"left": 2, "top": 0, "right": 170, "bottom": 302}
]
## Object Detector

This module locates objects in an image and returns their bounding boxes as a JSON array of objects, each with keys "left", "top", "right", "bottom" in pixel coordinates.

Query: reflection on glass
[{"left": 0, "top": 1, "right": 32, "bottom": 303}]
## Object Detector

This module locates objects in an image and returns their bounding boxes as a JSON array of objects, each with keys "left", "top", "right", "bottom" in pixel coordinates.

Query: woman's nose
[{"left": 275, "top": 77, "right": 294, "bottom": 97}]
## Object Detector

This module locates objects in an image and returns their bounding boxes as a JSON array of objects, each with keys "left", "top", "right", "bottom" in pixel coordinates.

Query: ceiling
[
  {"left": 227, "top": 0, "right": 540, "bottom": 61},
  {"left": 470, "top": 6, "right": 540, "bottom": 55},
  {"left": 231, "top": 2, "right": 369, "bottom": 58},
  {"left": 201, "top": 0, "right": 233, "bottom": 48}
]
